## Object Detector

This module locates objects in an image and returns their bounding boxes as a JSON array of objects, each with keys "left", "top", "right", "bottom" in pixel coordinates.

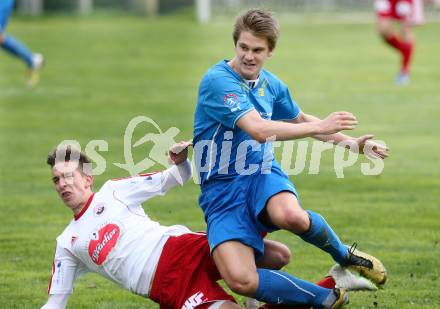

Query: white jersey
[
  {"left": 46, "top": 161, "right": 192, "bottom": 299},
  {"left": 409, "top": 0, "right": 425, "bottom": 25}
]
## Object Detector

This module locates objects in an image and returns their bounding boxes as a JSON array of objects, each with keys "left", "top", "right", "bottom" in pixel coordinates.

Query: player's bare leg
[
  {"left": 376, "top": 17, "right": 412, "bottom": 85},
  {"left": 257, "top": 239, "right": 291, "bottom": 270},
  {"left": 213, "top": 241, "right": 338, "bottom": 307},
  {"left": 394, "top": 22, "right": 415, "bottom": 84},
  {"left": 213, "top": 241, "right": 259, "bottom": 297}
]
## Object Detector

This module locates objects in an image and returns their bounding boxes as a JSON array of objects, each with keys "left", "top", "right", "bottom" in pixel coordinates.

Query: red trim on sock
[
  {"left": 384, "top": 35, "right": 413, "bottom": 74},
  {"left": 316, "top": 276, "right": 336, "bottom": 289},
  {"left": 401, "top": 41, "right": 413, "bottom": 74}
]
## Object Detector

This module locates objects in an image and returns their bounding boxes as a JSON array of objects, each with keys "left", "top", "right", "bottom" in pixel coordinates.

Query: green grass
[{"left": 1, "top": 13, "right": 440, "bottom": 308}]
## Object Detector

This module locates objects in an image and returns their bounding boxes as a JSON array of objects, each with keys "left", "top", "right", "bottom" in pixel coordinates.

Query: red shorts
[
  {"left": 375, "top": 0, "right": 425, "bottom": 25},
  {"left": 150, "top": 233, "right": 236, "bottom": 309}
]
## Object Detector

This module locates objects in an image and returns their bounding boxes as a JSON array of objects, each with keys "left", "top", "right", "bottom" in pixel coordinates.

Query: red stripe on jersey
[
  {"left": 47, "top": 243, "right": 57, "bottom": 294},
  {"left": 74, "top": 193, "right": 95, "bottom": 221},
  {"left": 47, "top": 260, "right": 54, "bottom": 294},
  {"left": 111, "top": 171, "right": 160, "bottom": 181}
]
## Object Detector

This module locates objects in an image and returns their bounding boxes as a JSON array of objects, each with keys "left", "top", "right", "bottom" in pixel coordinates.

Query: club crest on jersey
[
  {"left": 88, "top": 224, "right": 120, "bottom": 265},
  {"left": 93, "top": 203, "right": 106, "bottom": 216},
  {"left": 71, "top": 235, "right": 78, "bottom": 245},
  {"left": 223, "top": 93, "right": 241, "bottom": 112}
]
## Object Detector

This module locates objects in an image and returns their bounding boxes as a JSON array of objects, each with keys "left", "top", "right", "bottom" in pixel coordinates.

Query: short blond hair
[{"left": 233, "top": 9, "right": 280, "bottom": 51}]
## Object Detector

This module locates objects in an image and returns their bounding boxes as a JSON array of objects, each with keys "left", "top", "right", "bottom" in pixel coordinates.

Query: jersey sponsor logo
[
  {"left": 223, "top": 93, "right": 241, "bottom": 112},
  {"left": 88, "top": 224, "right": 120, "bottom": 265},
  {"left": 181, "top": 291, "right": 208, "bottom": 309}
]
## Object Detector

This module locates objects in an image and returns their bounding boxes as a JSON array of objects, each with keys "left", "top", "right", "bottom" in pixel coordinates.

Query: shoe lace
[
  {"left": 348, "top": 242, "right": 358, "bottom": 256},
  {"left": 348, "top": 242, "right": 373, "bottom": 269}
]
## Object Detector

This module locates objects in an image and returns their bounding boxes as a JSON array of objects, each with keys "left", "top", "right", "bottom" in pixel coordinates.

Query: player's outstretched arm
[
  {"left": 108, "top": 142, "right": 193, "bottom": 205},
  {"left": 42, "top": 245, "right": 82, "bottom": 309},
  {"left": 168, "top": 140, "right": 192, "bottom": 165},
  {"left": 41, "top": 294, "right": 70, "bottom": 309},
  {"left": 159, "top": 141, "right": 193, "bottom": 190},
  {"left": 236, "top": 110, "right": 357, "bottom": 143},
  {"left": 292, "top": 112, "right": 389, "bottom": 159}
]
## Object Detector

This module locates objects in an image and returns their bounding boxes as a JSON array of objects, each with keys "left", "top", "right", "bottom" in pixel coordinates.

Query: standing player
[
  {"left": 193, "top": 9, "right": 389, "bottom": 309},
  {"left": 374, "top": 0, "right": 425, "bottom": 84},
  {"left": 42, "top": 142, "right": 372, "bottom": 309},
  {"left": 0, "top": 0, "right": 44, "bottom": 87}
]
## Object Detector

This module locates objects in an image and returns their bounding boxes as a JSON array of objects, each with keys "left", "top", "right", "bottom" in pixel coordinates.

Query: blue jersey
[
  {"left": 193, "top": 60, "right": 301, "bottom": 186},
  {"left": 0, "top": 0, "right": 14, "bottom": 32}
]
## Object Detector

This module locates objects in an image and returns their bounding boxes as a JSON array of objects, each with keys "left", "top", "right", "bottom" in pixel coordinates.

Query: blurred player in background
[
  {"left": 193, "top": 9, "right": 389, "bottom": 309},
  {"left": 41, "top": 142, "right": 374, "bottom": 309},
  {"left": 374, "top": 0, "right": 426, "bottom": 85},
  {"left": 0, "top": 0, "right": 44, "bottom": 87}
]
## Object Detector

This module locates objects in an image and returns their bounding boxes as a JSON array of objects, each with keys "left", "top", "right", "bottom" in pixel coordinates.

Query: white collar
[{"left": 244, "top": 78, "right": 259, "bottom": 88}]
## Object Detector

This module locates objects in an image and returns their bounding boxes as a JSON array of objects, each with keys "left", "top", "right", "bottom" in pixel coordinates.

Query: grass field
[{"left": 1, "top": 11, "right": 439, "bottom": 309}]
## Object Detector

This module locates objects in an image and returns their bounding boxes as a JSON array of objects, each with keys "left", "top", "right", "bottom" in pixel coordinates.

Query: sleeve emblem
[{"left": 223, "top": 93, "right": 241, "bottom": 112}]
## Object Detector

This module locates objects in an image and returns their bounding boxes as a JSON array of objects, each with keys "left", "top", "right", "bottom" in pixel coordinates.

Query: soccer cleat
[
  {"left": 395, "top": 72, "right": 410, "bottom": 86},
  {"left": 27, "top": 53, "right": 44, "bottom": 88},
  {"left": 331, "top": 288, "right": 349, "bottom": 309},
  {"left": 323, "top": 288, "right": 349, "bottom": 309},
  {"left": 245, "top": 298, "right": 259, "bottom": 309},
  {"left": 328, "top": 264, "right": 377, "bottom": 291},
  {"left": 346, "top": 243, "right": 387, "bottom": 286}
]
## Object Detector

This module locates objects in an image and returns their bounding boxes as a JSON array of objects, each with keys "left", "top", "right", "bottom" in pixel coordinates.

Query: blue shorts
[
  {"left": 0, "top": 0, "right": 14, "bottom": 33},
  {"left": 199, "top": 165, "right": 299, "bottom": 257}
]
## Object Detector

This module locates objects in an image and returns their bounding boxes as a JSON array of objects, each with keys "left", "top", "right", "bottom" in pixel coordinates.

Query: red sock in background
[
  {"left": 384, "top": 35, "right": 414, "bottom": 74},
  {"left": 258, "top": 277, "right": 336, "bottom": 309},
  {"left": 401, "top": 41, "right": 413, "bottom": 74}
]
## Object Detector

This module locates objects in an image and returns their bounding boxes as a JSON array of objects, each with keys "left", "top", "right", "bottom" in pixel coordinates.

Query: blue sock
[
  {"left": 1, "top": 35, "right": 34, "bottom": 67},
  {"left": 300, "top": 210, "right": 348, "bottom": 265},
  {"left": 255, "top": 268, "right": 331, "bottom": 307}
]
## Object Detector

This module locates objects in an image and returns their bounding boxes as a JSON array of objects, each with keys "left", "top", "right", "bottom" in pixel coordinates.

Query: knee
[
  {"left": 223, "top": 271, "right": 258, "bottom": 296},
  {"left": 272, "top": 245, "right": 292, "bottom": 269},
  {"left": 282, "top": 208, "right": 310, "bottom": 233},
  {"left": 376, "top": 20, "right": 391, "bottom": 37},
  {"left": 278, "top": 244, "right": 292, "bottom": 268}
]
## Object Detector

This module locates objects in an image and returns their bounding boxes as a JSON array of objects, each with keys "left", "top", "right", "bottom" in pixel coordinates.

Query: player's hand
[
  {"left": 354, "top": 135, "right": 389, "bottom": 159},
  {"left": 317, "top": 112, "right": 358, "bottom": 134},
  {"left": 168, "top": 140, "right": 192, "bottom": 165}
]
